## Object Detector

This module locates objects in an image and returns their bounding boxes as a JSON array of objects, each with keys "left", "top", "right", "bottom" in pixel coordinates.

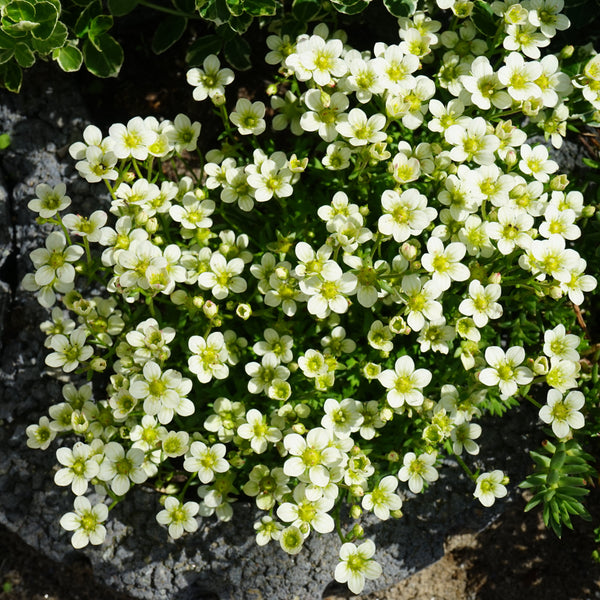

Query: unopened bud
[
  {"left": 582, "top": 205, "right": 596, "bottom": 218},
  {"left": 549, "top": 286, "right": 563, "bottom": 300},
  {"left": 295, "top": 403, "right": 310, "bottom": 418},
  {"left": 292, "top": 422, "right": 307, "bottom": 435},
  {"left": 274, "top": 266, "right": 289, "bottom": 280},
  {"left": 350, "top": 524, "right": 364, "bottom": 539},
  {"left": 90, "top": 357, "right": 107, "bottom": 372},
  {"left": 401, "top": 241, "right": 418, "bottom": 261},
  {"left": 146, "top": 218, "right": 159, "bottom": 234},
  {"left": 350, "top": 485, "right": 365, "bottom": 498},
  {"left": 533, "top": 355, "right": 549, "bottom": 375},
  {"left": 350, "top": 505, "right": 363, "bottom": 519},
  {"left": 550, "top": 174, "right": 569, "bottom": 191},
  {"left": 203, "top": 300, "right": 218, "bottom": 318},
  {"left": 488, "top": 272, "right": 502, "bottom": 284},
  {"left": 390, "top": 509, "right": 404, "bottom": 519},
  {"left": 211, "top": 92, "right": 226, "bottom": 107},
  {"left": 560, "top": 45, "right": 574, "bottom": 59},
  {"left": 192, "top": 295, "right": 204, "bottom": 309},
  {"left": 266, "top": 83, "right": 278, "bottom": 96},
  {"left": 387, "top": 450, "right": 400, "bottom": 463},
  {"left": 504, "top": 149, "right": 518, "bottom": 167},
  {"left": 170, "top": 290, "right": 187, "bottom": 305}
]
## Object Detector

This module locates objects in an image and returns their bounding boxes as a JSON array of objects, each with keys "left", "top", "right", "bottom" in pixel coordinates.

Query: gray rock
[{"left": 0, "top": 63, "right": 535, "bottom": 600}]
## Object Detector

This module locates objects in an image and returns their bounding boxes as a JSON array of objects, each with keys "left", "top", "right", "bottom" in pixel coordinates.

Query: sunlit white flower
[
  {"left": 334, "top": 539, "right": 382, "bottom": 595},
  {"left": 539, "top": 389, "right": 585, "bottom": 438},
  {"left": 378, "top": 355, "right": 432, "bottom": 408},
  {"left": 362, "top": 475, "right": 403, "bottom": 520},
  {"left": 188, "top": 332, "right": 229, "bottom": 383},
  {"left": 60, "top": 497, "right": 108, "bottom": 549},
  {"left": 186, "top": 55, "right": 234, "bottom": 102},
  {"left": 497, "top": 52, "right": 542, "bottom": 102},
  {"left": 184, "top": 441, "right": 229, "bottom": 483},
  {"left": 54, "top": 442, "right": 99, "bottom": 496},
  {"left": 335, "top": 108, "right": 387, "bottom": 147},
  {"left": 378, "top": 188, "right": 437, "bottom": 243},
  {"left": 398, "top": 451, "right": 439, "bottom": 493},
  {"left": 445, "top": 117, "right": 500, "bottom": 165},
  {"left": 473, "top": 470, "right": 507, "bottom": 507},
  {"left": 109, "top": 116, "right": 156, "bottom": 161},
  {"left": 230, "top": 99, "right": 266, "bottom": 136},
  {"left": 300, "top": 90, "right": 349, "bottom": 142},
  {"left": 519, "top": 144, "right": 558, "bottom": 182},
  {"left": 458, "top": 280, "right": 503, "bottom": 327},
  {"left": 237, "top": 408, "right": 282, "bottom": 453},
  {"left": 421, "top": 237, "right": 470, "bottom": 291},
  {"left": 479, "top": 346, "right": 533, "bottom": 398},
  {"left": 277, "top": 484, "right": 335, "bottom": 534},
  {"left": 156, "top": 496, "right": 199, "bottom": 539}
]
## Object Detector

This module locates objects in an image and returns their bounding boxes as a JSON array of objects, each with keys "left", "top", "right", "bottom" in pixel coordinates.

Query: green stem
[
  {"left": 138, "top": 0, "right": 200, "bottom": 19},
  {"left": 454, "top": 453, "right": 476, "bottom": 481}
]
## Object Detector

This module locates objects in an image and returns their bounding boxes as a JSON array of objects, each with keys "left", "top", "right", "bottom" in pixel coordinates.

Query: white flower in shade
[
  {"left": 401, "top": 275, "right": 444, "bottom": 332},
  {"left": 528, "top": 0, "right": 570, "bottom": 37},
  {"left": 46, "top": 329, "right": 93, "bottom": 373},
  {"left": 445, "top": 117, "right": 500, "bottom": 166},
  {"left": 300, "top": 89, "right": 349, "bottom": 142},
  {"left": 421, "top": 237, "right": 470, "bottom": 291},
  {"left": 321, "top": 398, "right": 363, "bottom": 439},
  {"left": 254, "top": 515, "right": 283, "bottom": 546},
  {"left": 362, "top": 475, "right": 403, "bottom": 520},
  {"left": 519, "top": 144, "right": 558, "bottom": 182},
  {"left": 451, "top": 422, "right": 482, "bottom": 455},
  {"left": 188, "top": 332, "right": 229, "bottom": 383},
  {"left": 545, "top": 357, "right": 578, "bottom": 393},
  {"left": 398, "top": 451, "right": 439, "bottom": 493},
  {"left": 183, "top": 441, "right": 229, "bottom": 483},
  {"left": 277, "top": 484, "right": 335, "bottom": 534},
  {"left": 62, "top": 210, "right": 108, "bottom": 244},
  {"left": 30, "top": 231, "right": 83, "bottom": 287},
  {"left": 186, "top": 55, "right": 234, "bottom": 102},
  {"left": 474, "top": 470, "right": 507, "bottom": 507},
  {"left": 543, "top": 324, "right": 580, "bottom": 362},
  {"left": 243, "top": 465, "right": 290, "bottom": 511},
  {"left": 279, "top": 525, "right": 305, "bottom": 555},
  {"left": 54, "top": 442, "right": 100, "bottom": 496},
  {"left": 460, "top": 56, "right": 511, "bottom": 110},
  {"left": 74, "top": 145, "right": 118, "bottom": 183},
  {"left": 367, "top": 320, "right": 394, "bottom": 352},
  {"left": 334, "top": 539, "right": 382, "bottom": 595},
  {"left": 26, "top": 416, "right": 56, "bottom": 450},
  {"left": 321, "top": 325, "right": 356, "bottom": 356},
  {"left": 417, "top": 317, "right": 455, "bottom": 354},
  {"left": 167, "top": 113, "right": 201, "bottom": 153},
  {"left": 372, "top": 43, "right": 419, "bottom": 92},
  {"left": 335, "top": 108, "right": 387, "bottom": 147},
  {"left": 294, "top": 242, "right": 332, "bottom": 278},
  {"left": 108, "top": 116, "right": 157, "bottom": 161},
  {"left": 497, "top": 52, "right": 542, "bottom": 102},
  {"left": 539, "top": 389, "right": 585, "bottom": 438},
  {"left": 230, "top": 99, "right": 266, "bottom": 136},
  {"left": 98, "top": 442, "right": 147, "bottom": 495},
  {"left": 237, "top": 408, "right": 282, "bottom": 454},
  {"left": 156, "top": 496, "right": 199, "bottom": 539},
  {"left": 60, "top": 497, "right": 108, "bottom": 549},
  {"left": 378, "top": 355, "right": 432, "bottom": 408},
  {"left": 28, "top": 183, "right": 71, "bottom": 218},
  {"left": 479, "top": 346, "right": 533, "bottom": 398},
  {"left": 253, "top": 328, "right": 293, "bottom": 364},
  {"left": 458, "top": 280, "right": 503, "bottom": 328},
  {"left": 283, "top": 427, "right": 341, "bottom": 486},
  {"left": 322, "top": 141, "right": 352, "bottom": 170},
  {"left": 245, "top": 354, "right": 290, "bottom": 394},
  {"left": 378, "top": 188, "right": 437, "bottom": 243},
  {"left": 503, "top": 22, "right": 549, "bottom": 59}
]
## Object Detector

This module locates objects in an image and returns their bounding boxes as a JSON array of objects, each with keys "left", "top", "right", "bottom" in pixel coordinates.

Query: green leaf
[
  {"left": 330, "top": 0, "right": 371, "bottom": 15},
  {"left": 0, "top": 60, "right": 22, "bottom": 92},
  {"left": 0, "top": 30, "right": 16, "bottom": 49},
  {"left": 0, "top": 133, "right": 10, "bottom": 150},
  {"left": 383, "top": 0, "right": 416, "bottom": 17},
  {"left": 74, "top": 0, "right": 102, "bottom": 37},
  {"left": 471, "top": 0, "right": 498, "bottom": 37},
  {"left": 0, "top": 49, "right": 14, "bottom": 64},
  {"left": 14, "top": 41, "right": 34, "bottom": 67},
  {"left": 198, "top": 0, "right": 231, "bottom": 23},
  {"left": 225, "top": 0, "right": 243, "bottom": 16},
  {"left": 151, "top": 14, "right": 187, "bottom": 54},
  {"left": 227, "top": 12, "right": 252, "bottom": 33},
  {"left": 185, "top": 33, "right": 222, "bottom": 66},
  {"left": 292, "top": 0, "right": 321, "bottom": 22},
  {"left": 32, "top": 2, "right": 59, "bottom": 40},
  {"left": 107, "top": 0, "right": 139, "bottom": 16},
  {"left": 4, "top": 0, "right": 35, "bottom": 22},
  {"left": 53, "top": 43, "right": 83, "bottom": 71},
  {"left": 31, "top": 20, "right": 67, "bottom": 54},
  {"left": 88, "top": 14, "right": 113, "bottom": 49},
  {"left": 82, "top": 33, "right": 122, "bottom": 77},
  {"left": 223, "top": 34, "right": 250, "bottom": 70},
  {"left": 242, "top": 0, "right": 278, "bottom": 16}
]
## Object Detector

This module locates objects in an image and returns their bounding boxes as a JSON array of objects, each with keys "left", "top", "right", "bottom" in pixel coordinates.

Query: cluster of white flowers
[{"left": 22, "top": 1, "right": 599, "bottom": 594}]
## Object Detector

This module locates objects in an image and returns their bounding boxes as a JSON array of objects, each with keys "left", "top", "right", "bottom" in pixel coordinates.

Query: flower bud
[
  {"left": 123, "top": 171, "right": 135, "bottom": 183},
  {"left": 146, "top": 218, "right": 159, "bottom": 234},
  {"left": 90, "top": 357, "right": 107, "bottom": 372},
  {"left": 582, "top": 205, "right": 596, "bottom": 218},
  {"left": 71, "top": 410, "right": 88, "bottom": 433},
  {"left": 170, "top": 290, "right": 187, "bottom": 305},
  {"left": 192, "top": 295, "right": 204, "bottom": 309},
  {"left": 504, "top": 149, "right": 518, "bottom": 167},
  {"left": 350, "top": 505, "right": 363, "bottom": 519},
  {"left": 211, "top": 92, "right": 226, "bottom": 106},
  {"left": 266, "top": 83, "right": 279, "bottom": 96},
  {"left": 203, "top": 300, "right": 218, "bottom": 318},
  {"left": 560, "top": 45, "right": 574, "bottom": 59},
  {"left": 550, "top": 174, "right": 569, "bottom": 191},
  {"left": 401, "top": 241, "right": 418, "bottom": 261},
  {"left": 274, "top": 266, "right": 289, "bottom": 280},
  {"left": 350, "top": 485, "right": 365, "bottom": 498},
  {"left": 295, "top": 403, "right": 311, "bottom": 418},
  {"left": 390, "top": 509, "right": 404, "bottom": 519},
  {"left": 549, "top": 286, "right": 563, "bottom": 300},
  {"left": 532, "top": 355, "right": 549, "bottom": 375},
  {"left": 488, "top": 272, "right": 502, "bottom": 284},
  {"left": 236, "top": 303, "right": 252, "bottom": 320},
  {"left": 350, "top": 524, "right": 364, "bottom": 539},
  {"left": 386, "top": 450, "right": 400, "bottom": 462},
  {"left": 292, "top": 422, "right": 307, "bottom": 435}
]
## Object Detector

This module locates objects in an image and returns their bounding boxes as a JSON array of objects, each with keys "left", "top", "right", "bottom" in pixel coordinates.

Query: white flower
[
  {"left": 98, "top": 442, "right": 147, "bottom": 495},
  {"left": 497, "top": 52, "right": 542, "bottom": 102},
  {"left": 246, "top": 159, "right": 293, "bottom": 202},
  {"left": 230, "top": 98, "right": 266, "bottom": 136},
  {"left": 237, "top": 408, "right": 282, "bottom": 453},
  {"left": 300, "top": 90, "right": 349, "bottom": 142},
  {"left": 529, "top": 235, "right": 580, "bottom": 283},
  {"left": 334, "top": 539, "right": 382, "bottom": 595},
  {"left": 54, "top": 442, "right": 99, "bottom": 496},
  {"left": 451, "top": 422, "right": 482, "bottom": 455},
  {"left": 539, "top": 389, "right": 585, "bottom": 438},
  {"left": 398, "top": 451, "right": 439, "bottom": 494},
  {"left": 279, "top": 525, "right": 305, "bottom": 555},
  {"left": 300, "top": 261, "right": 357, "bottom": 319},
  {"left": 458, "top": 280, "right": 503, "bottom": 327},
  {"left": 169, "top": 194, "right": 215, "bottom": 229},
  {"left": 378, "top": 188, "right": 437, "bottom": 243},
  {"left": 60, "top": 497, "right": 108, "bottom": 548},
  {"left": 62, "top": 210, "right": 108, "bottom": 243},
  {"left": 321, "top": 397, "right": 363, "bottom": 439},
  {"left": 445, "top": 117, "right": 500, "bottom": 166},
  {"left": 26, "top": 416, "right": 56, "bottom": 450},
  {"left": 460, "top": 56, "right": 511, "bottom": 110},
  {"left": 559, "top": 258, "right": 597, "bottom": 305},
  {"left": 108, "top": 116, "right": 156, "bottom": 161},
  {"left": 183, "top": 441, "right": 229, "bottom": 483},
  {"left": 486, "top": 206, "right": 534, "bottom": 255},
  {"left": 362, "top": 475, "right": 402, "bottom": 520},
  {"left": 519, "top": 144, "right": 558, "bottom": 182},
  {"left": 186, "top": 55, "right": 234, "bottom": 102},
  {"left": 528, "top": 0, "right": 570, "bottom": 38},
  {"left": 198, "top": 253, "right": 247, "bottom": 300},
  {"left": 277, "top": 484, "right": 335, "bottom": 534},
  {"left": 322, "top": 141, "right": 352, "bottom": 170},
  {"left": 543, "top": 324, "right": 580, "bottom": 362},
  {"left": 545, "top": 357, "right": 578, "bottom": 393},
  {"left": 401, "top": 275, "right": 444, "bottom": 332},
  {"left": 253, "top": 328, "right": 294, "bottom": 363},
  {"left": 45, "top": 329, "right": 93, "bottom": 373},
  {"left": 156, "top": 496, "right": 199, "bottom": 539},
  {"left": 478, "top": 346, "right": 533, "bottom": 398},
  {"left": 29, "top": 231, "right": 83, "bottom": 287},
  {"left": 188, "top": 332, "right": 229, "bottom": 383},
  {"left": 421, "top": 237, "right": 470, "bottom": 291},
  {"left": 335, "top": 108, "right": 387, "bottom": 147},
  {"left": 286, "top": 35, "right": 347, "bottom": 86},
  {"left": 28, "top": 183, "right": 71, "bottom": 218},
  {"left": 378, "top": 355, "right": 432, "bottom": 408},
  {"left": 254, "top": 515, "right": 283, "bottom": 545},
  {"left": 473, "top": 470, "right": 507, "bottom": 507}
]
